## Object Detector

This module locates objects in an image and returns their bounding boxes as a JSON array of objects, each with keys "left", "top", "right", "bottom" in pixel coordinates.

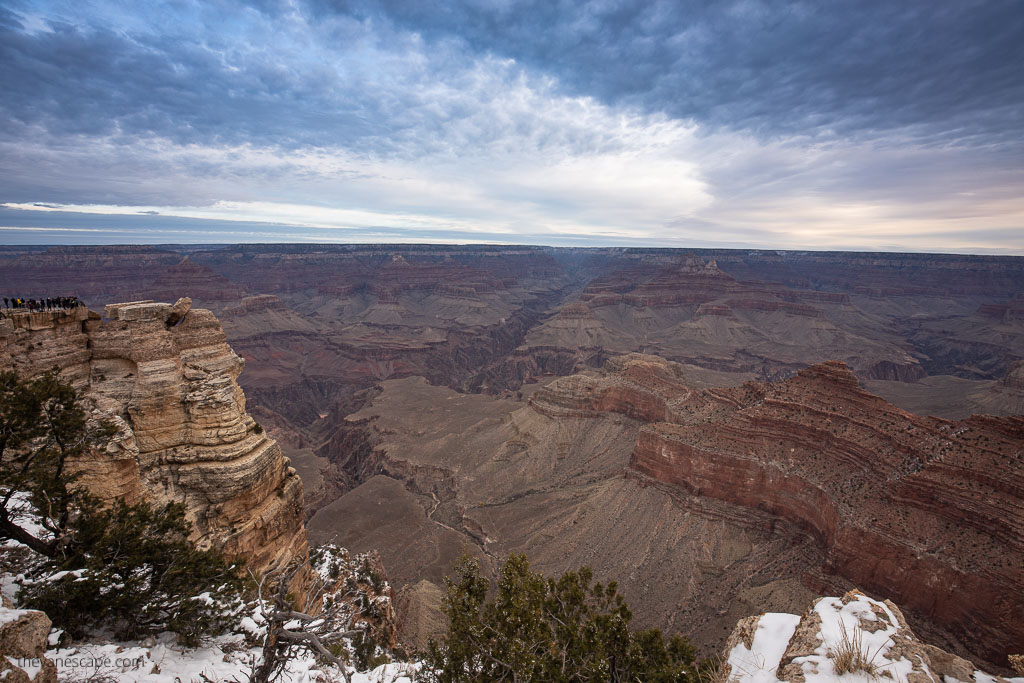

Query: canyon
[{"left": 1, "top": 244, "right": 1021, "bottom": 669}]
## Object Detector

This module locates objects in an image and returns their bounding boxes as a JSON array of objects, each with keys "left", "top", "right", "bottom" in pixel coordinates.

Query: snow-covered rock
[
  {"left": 722, "top": 590, "right": 1024, "bottom": 683},
  {"left": 0, "top": 606, "right": 57, "bottom": 682}
]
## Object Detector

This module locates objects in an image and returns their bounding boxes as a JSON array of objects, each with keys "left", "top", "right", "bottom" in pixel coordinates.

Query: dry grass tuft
[
  {"left": 697, "top": 654, "right": 735, "bottom": 683},
  {"left": 828, "top": 621, "right": 888, "bottom": 677},
  {"left": 1008, "top": 654, "right": 1024, "bottom": 676}
]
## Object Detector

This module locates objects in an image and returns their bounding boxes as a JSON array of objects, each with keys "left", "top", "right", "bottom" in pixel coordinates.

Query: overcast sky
[{"left": 1, "top": 0, "right": 1022, "bottom": 252}]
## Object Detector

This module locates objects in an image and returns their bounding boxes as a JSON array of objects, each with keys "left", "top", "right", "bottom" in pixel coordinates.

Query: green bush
[
  {"left": 423, "top": 553, "right": 697, "bottom": 683},
  {"left": 1, "top": 369, "right": 243, "bottom": 645},
  {"left": 19, "top": 498, "right": 243, "bottom": 645}
]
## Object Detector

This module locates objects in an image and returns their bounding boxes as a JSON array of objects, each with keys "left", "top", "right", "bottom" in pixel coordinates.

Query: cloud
[
  {"left": 0, "top": 1, "right": 1021, "bottom": 253},
  {"left": 6, "top": 1, "right": 1022, "bottom": 152},
  {"left": 313, "top": 0, "right": 1024, "bottom": 144}
]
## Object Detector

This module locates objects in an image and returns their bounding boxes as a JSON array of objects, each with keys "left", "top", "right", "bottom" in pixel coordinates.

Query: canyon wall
[
  {"left": 2, "top": 245, "right": 1021, "bottom": 433},
  {"left": 566, "top": 356, "right": 1023, "bottom": 664},
  {"left": 0, "top": 301, "right": 308, "bottom": 576}
]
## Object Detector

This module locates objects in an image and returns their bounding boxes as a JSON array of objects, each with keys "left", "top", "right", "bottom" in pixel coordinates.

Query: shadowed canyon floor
[{"left": 2, "top": 244, "right": 1022, "bottom": 667}]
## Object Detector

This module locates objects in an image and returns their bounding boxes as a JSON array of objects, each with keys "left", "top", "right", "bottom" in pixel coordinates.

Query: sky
[{"left": 0, "top": 0, "right": 1022, "bottom": 252}]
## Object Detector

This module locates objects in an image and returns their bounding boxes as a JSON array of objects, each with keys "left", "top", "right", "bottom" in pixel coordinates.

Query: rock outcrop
[
  {"left": 508, "top": 252, "right": 927, "bottom": 388},
  {"left": 166, "top": 295, "right": 192, "bottom": 327},
  {"left": 721, "top": 591, "right": 1020, "bottom": 683},
  {"left": 0, "top": 301, "right": 308, "bottom": 577},
  {"left": 0, "top": 605, "right": 57, "bottom": 683}
]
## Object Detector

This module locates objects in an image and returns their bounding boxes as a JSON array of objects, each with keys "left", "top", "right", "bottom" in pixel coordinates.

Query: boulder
[
  {"left": 0, "top": 607, "right": 57, "bottom": 683},
  {"left": 165, "top": 296, "right": 192, "bottom": 327}
]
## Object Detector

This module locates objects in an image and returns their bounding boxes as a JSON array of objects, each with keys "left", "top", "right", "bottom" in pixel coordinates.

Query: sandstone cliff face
[{"left": 0, "top": 302, "right": 308, "bottom": 576}]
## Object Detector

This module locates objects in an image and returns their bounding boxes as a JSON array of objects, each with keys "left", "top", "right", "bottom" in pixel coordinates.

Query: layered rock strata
[
  {"left": 513, "top": 253, "right": 927, "bottom": 388},
  {"left": 527, "top": 354, "right": 1024, "bottom": 664},
  {"left": 0, "top": 301, "right": 308, "bottom": 576},
  {"left": 572, "top": 357, "right": 1023, "bottom": 664}
]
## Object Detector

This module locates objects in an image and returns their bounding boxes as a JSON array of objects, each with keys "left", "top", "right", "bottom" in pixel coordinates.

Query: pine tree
[
  {"left": 1, "top": 369, "right": 243, "bottom": 643},
  {"left": 424, "top": 554, "right": 698, "bottom": 683},
  {"left": 0, "top": 369, "right": 114, "bottom": 556}
]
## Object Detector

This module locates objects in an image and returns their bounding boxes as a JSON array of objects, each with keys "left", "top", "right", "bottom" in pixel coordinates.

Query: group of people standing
[{"left": 3, "top": 296, "right": 82, "bottom": 312}]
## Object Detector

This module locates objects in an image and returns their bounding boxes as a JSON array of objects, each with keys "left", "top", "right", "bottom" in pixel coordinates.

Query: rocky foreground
[{"left": 722, "top": 591, "right": 1024, "bottom": 683}]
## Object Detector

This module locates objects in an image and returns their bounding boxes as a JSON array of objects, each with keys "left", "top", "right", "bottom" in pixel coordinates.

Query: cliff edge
[
  {"left": 532, "top": 353, "right": 1024, "bottom": 665},
  {"left": 0, "top": 300, "right": 308, "bottom": 576}
]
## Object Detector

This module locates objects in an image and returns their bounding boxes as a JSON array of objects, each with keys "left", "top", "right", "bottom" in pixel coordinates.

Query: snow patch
[
  {"left": 46, "top": 633, "right": 422, "bottom": 682},
  {"left": 796, "top": 594, "right": 914, "bottom": 683},
  {"left": 5, "top": 654, "right": 42, "bottom": 680},
  {"left": 0, "top": 605, "right": 34, "bottom": 626},
  {"left": 727, "top": 612, "right": 801, "bottom": 683}
]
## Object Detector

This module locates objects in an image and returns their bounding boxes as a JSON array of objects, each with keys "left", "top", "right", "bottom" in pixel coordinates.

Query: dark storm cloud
[{"left": 314, "top": 0, "right": 1024, "bottom": 144}]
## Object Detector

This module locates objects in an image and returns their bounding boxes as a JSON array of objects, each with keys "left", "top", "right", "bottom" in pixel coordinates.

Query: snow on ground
[
  {"left": 727, "top": 612, "right": 801, "bottom": 683},
  {"left": 797, "top": 594, "right": 913, "bottom": 683},
  {"left": 46, "top": 633, "right": 419, "bottom": 682},
  {"left": 0, "top": 604, "right": 36, "bottom": 625},
  {"left": 1, "top": 492, "right": 51, "bottom": 548}
]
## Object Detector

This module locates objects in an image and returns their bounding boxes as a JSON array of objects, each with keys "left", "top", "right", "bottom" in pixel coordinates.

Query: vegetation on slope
[
  {"left": 0, "top": 369, "right": 243, "bottom": 644},
  {"left": 424, "top": 553, "right": 699, "bottom": 683}
]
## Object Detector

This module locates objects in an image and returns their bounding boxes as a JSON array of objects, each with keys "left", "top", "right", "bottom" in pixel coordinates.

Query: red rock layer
[
  {"left": 698, "top": 250, "right": 1024, "bottom": 298},
  {"left": 536, "top": 355, "right": 1023, "bottom": 664},
  {"left": 0, "top": 245, "right": 182, "bottom": 303},
  {"left": 186, "top": 245, "right": 566, "bottom": 297},
  {"left": 576, "top": 255, "right": 845, "bottom": 319},
  {"left": 978, "top": 298, "right": 1024, "bottom": 322}
]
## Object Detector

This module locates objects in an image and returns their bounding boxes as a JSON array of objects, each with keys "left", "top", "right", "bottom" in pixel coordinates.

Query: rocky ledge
[
  {"left": 721, "top": 590, "right": 1023, "bottom": 683},
  {"left": 0, "top": 300, "right": 308, "bottom": 577},
  {"left": 629, "top": 359, "right": 1023, "bottom": 665}
]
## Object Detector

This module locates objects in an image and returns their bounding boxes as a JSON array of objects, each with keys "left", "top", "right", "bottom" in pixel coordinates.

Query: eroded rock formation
[
  {"left": 503, "top": 252, "right": 928, "bottom": 389},
  {"left": 567, "top": 356, "right": 1022, "bottom": 664},
  {"left": 0, "top": 301, "right": 308, "bottom": 577}
]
